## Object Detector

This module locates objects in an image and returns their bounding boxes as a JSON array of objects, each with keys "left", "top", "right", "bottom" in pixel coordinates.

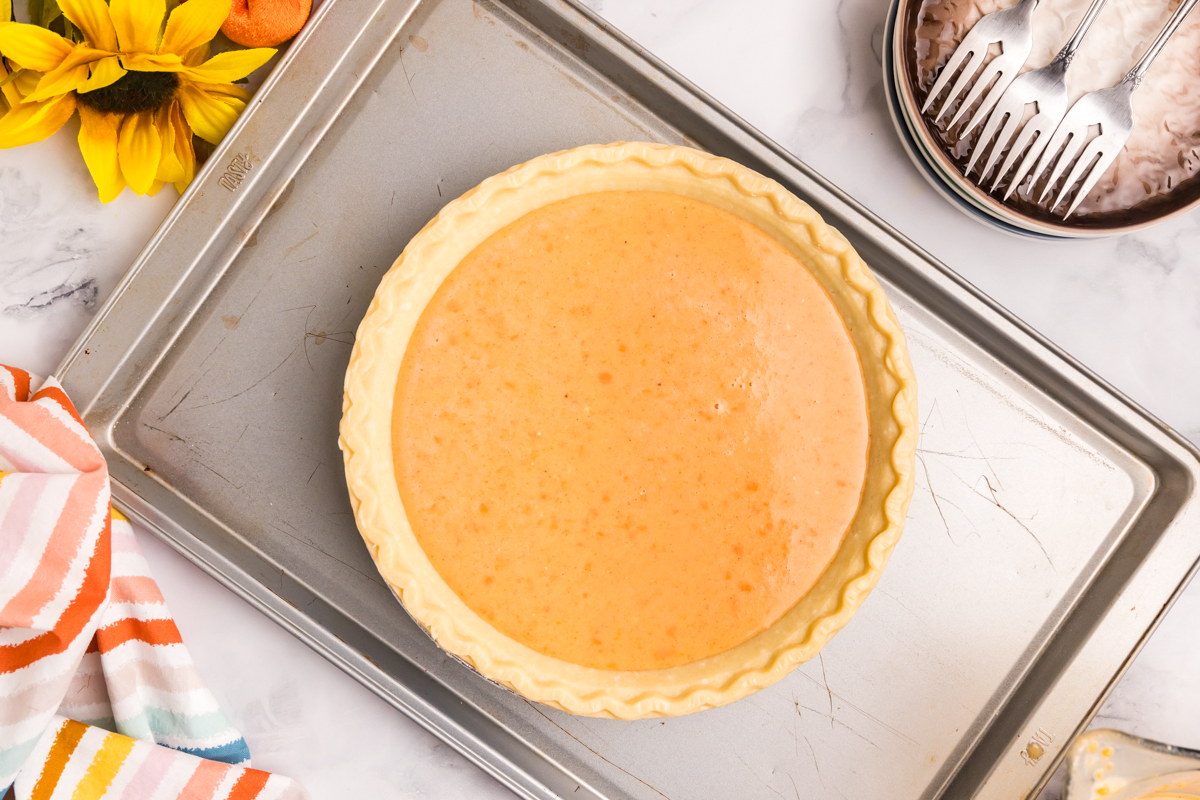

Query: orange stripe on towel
[
  {"left": 96, "top": 617, "right": 184, "bottom": 652},
  {"left": 30, "top": 385, "right": 86, "bottom": 429},
  {"left": 1, "top": 470, "right": 108, "bottom": 627},
  {"left": 3, "top": 365, "right": 32, "bottom": 402},
  {"left": 0, "top": 520, "right": 111, "bottom": 673},
  {"left": 228, "top": 768, "right": 272, "bottom": 800}
]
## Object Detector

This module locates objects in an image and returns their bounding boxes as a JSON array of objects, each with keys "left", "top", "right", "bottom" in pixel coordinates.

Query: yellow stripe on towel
[{"left": 72, "top": 731, "right": 136, "bottom": 800}]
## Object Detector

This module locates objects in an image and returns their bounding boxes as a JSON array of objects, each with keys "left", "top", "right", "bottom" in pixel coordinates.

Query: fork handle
[
  {"left": 1055, "top": 0, "right": 1109, "bottom": 69},
  {"left": 1125, "top": 0, "right": 1200, "bottom": 86}
]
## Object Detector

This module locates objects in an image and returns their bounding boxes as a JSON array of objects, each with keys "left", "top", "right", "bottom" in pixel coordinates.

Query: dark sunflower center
[{"left": 77, "top": 70, "right": 179, "bottom": 114}]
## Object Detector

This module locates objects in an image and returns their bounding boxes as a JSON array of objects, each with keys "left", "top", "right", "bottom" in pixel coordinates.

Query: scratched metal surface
[{"left": 55, "top": 0, "right": 1200, "bottom": 799}]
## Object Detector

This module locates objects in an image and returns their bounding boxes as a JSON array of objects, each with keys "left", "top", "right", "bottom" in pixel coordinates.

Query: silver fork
[
  {"left": 921, "top": 0, "right": 1040, "bottom": 130},
  {"left": 1030, "top": 0, "right": 1200, "bottom": 217},
  {"left": 965, "top": 0, "right": 1109, "bottom": 191}
]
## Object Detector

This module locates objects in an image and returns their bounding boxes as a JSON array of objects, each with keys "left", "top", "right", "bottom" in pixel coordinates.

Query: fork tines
[
  {"left": 921, "top": 0, "right": 1039, "bottom": 131},
  {"left": 1029, "top": 83, "right": 1134, "bottom": 217},
  {"left": 969, "top": 59, "right": 1069, "bottom": 196}
]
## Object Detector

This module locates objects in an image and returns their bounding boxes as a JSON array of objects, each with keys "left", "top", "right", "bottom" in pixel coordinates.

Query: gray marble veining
[{"left": 0, "top": 167, "right": 101, "bottom": 317}]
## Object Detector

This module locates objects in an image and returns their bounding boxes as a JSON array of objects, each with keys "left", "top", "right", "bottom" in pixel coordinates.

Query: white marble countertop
[{"left": 2, "top": 0, "right": 1198, "bottom": 797}]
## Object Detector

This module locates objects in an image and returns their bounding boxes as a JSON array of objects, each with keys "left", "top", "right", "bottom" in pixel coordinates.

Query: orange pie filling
[{"left": 392, "top": 190, "right": 869, "bottom": 672}]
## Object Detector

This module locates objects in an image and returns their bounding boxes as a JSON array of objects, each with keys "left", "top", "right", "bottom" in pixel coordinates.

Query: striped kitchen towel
[
  {"left": 1, "top": 366, "right": 309, "bottom": 799},
  {"left": 12, "top": 716, "right": 306, "bottom": 800}
]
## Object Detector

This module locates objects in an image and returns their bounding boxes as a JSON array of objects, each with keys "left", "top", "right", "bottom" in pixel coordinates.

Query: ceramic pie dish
[{"left": 340, "top": 142, "right": 918, "bottom": 719}]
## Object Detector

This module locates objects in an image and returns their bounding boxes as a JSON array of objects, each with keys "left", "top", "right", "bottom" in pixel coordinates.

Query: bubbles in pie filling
[{"left": 913, "top": 0, "right": 1200, "bottom": 220}]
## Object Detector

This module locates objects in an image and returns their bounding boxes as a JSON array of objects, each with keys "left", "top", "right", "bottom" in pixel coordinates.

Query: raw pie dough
[{"left": 340, "top": 143, "right": 917, "bottom": 718}]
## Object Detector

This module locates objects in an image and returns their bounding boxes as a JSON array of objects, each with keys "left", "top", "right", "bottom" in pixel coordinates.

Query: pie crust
[{"left": 340, "top": 142, "right": 918, "bottom": 719}]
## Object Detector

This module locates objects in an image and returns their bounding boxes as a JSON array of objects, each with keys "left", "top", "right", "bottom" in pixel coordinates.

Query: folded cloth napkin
[{"left": 1, "top": 366, "right": 309, "bottom": 799}]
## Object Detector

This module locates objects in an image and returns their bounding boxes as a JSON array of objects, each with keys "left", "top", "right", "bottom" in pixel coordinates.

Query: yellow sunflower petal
[
  {"left": 13, "top": 69, "right": 41, "bottom": 96},
  {"left": 182, "top": 41, "right": 209, "bottom": 67},
  {"left": 77, "top": 55, "right": 126, "bottom": 93},
  {"left": 110, "top": 0, "right": 166, "bottom": 54},
  {"left": 23, "top": 63, "right": 89, "bottom": 102},
  {"left": 119, "top": 51, "right": 182, "bottom": 71},
  {"left": 180, "top": 47, "right": 274, "bottom": 83},
  {"left": 77, "top": 104, "right": 125, "bottom": 202},
  {"left": 61, "top": 45, "right": 112, "bottom": 68},
  {"left": 177, "top": 81, "right": 242, "bottom": 144},
  {"left": 190, "top": 79, "right": 250, "bottom": 102},
  {"left": 22, "top": 47, "right": 105, "bottom": 102},
  {"left": 160, "top": 0, "right": 230, "bottom": 56},
  {"left": 154, "top": 101, "right": 184, "bottom": 183},
  {"left": 0, "top": 23, "right": 75, "bottom": 72},
  {"left": 56, "top": 0, "right": 119, "bottom": 51},
  {"left": 0, "top": 91, "right": 76, "bottom": 148},
  {"left": 117, "top": 109, "right": 161, "bottom": 194},
  {"left": 169, "top": 99, "right": 194, "bottom": 190},
  {"left": 5, "top": 67, "right": 42, "bottom": 110},
  {"left": 147, "top": 178, "right": 165, "bottom": 195}
]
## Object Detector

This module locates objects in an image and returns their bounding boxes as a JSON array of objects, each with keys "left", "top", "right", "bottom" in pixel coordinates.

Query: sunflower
[{"left": 0, "top": 0, "right": 274, "bottom": 201}]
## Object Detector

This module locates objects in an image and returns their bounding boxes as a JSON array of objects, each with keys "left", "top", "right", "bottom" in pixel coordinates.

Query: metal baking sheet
[{"left": 55, "top": 0, "right": 1200, "bottom": 798}]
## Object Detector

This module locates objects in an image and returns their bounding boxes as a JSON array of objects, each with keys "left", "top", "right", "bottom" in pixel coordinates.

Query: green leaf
[
  {"left": 26, "top": 0, "right": 83, "bottom": 40},
  {"left": 61, "top": 15, "right": 84, "bottom": 42},
  {"left": 29, "top": 0, "right": 62, "bottom": 28}
]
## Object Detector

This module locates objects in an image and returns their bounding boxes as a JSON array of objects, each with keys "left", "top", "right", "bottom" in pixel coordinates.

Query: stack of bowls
[{"left": 884, "top": 0, "right": 1200, "bottom": 239}]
